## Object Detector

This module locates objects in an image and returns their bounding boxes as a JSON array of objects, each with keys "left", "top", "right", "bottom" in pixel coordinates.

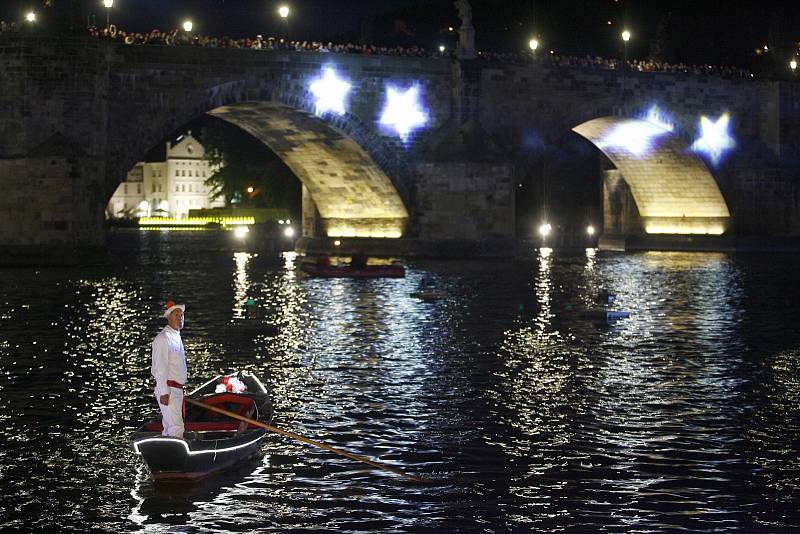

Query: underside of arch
[
  {"left": 572, "top": 116, "right": 730, "bottom": 235},
  {"left": 209, "top": 102, "right": 408, "bottom": 238}
]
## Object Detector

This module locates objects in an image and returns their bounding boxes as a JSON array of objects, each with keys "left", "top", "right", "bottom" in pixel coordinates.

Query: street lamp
[
  {"left": 791, "top": 59, "right": 798, "bottom": 73},
  {"left": 529, "top": 38, "right": 539, "bottom": 52},
  {"left": 439, "top": 45, "right": 445, "bottom": 53},
  {"left": 103, "top": 0, "right": 113, "bottom": 30},
  {"left": 278, "top": 5, "right": 290, "bottom": 40},
  {"left": 183, "top": 20, "right": 193, "bottom": 32},
  {"left": 25, "top": 11, "right": 36, "bottom": 23}
]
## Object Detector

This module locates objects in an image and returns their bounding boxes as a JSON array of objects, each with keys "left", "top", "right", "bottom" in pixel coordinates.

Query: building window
[
  {"left": 175, "top": 170, "right": 179, "bottom": 177},
  {"left": 137, "top": 184, "right": 141, "bottom": 194},
  {"left": 175, "top": 185, "right": 179, "bottom": 192},
  {"left": 124, "top": 184, "right": 128, "bottom": 194},
  {"left": 181, "top": 184, "right": 185, "bottom": 192}
]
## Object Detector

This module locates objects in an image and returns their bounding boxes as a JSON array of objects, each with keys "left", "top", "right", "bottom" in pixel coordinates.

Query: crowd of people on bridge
[{"left": 0, "top": 18, "right": 754, "bottom": 80}]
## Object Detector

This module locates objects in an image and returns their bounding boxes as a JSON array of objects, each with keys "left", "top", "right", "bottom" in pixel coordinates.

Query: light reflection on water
[{"left": 0, "top": 233, "right": 799, "bottom": 532}]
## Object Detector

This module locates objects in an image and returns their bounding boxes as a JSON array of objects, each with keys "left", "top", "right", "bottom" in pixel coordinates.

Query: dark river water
[{"left": 1, "top": 231, "right": 799, "bottom": 532}]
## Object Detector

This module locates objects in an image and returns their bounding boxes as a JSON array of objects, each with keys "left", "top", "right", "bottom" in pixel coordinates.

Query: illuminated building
[{"left": 106, "top": 132, "right": 224, "bottom": 219}]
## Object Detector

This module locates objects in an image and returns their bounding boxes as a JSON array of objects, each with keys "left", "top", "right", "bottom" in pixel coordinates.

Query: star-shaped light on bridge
[
  {"left": 309, "top": 66, "right": 352, "bottom": 116},
  {"left": 379, "top": 85, "right": 429, "bottom": 142},
  {"left": 691, "top": 113, "right": 735, "bottom": 166}
]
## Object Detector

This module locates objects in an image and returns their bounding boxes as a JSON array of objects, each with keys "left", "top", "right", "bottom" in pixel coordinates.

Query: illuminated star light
[
  {"left": 598, "top": 120, "right": 671, "bottom": 156},
  {"left": 309, "top": 66, "right": 352, "bottom": 116},
  {"left": 691, "top": 113, "right": 735, "bottom": 166},
  {"left": 642, "top": 105, "right": 674, "bottom": 132},
  {"left": 379, "top": 85, "right": 429, "bottom": 141}
]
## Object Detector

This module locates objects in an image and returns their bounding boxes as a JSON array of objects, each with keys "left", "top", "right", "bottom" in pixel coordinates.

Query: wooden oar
[{"left": 184, "top": 397, "right": 425, "bottom": 483}]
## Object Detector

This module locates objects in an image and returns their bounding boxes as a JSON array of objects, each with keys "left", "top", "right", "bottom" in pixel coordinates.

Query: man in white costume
[{"left": 151, "top": 300, "right": 188, "bottom": 438}]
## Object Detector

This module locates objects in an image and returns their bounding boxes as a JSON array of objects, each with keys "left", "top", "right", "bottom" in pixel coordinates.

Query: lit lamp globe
[
  {"left": 791, "top": 59, "right": 798, "bottom": 72},
  {"left": 103, "top": 0, "right": 113, "bottom": 8},
  {"left": 183, "top": 20, "right": 193, "bottom": 32},
  {"left": 587, "top": 225, "right": 596, "bottom": 236},
  {"left": 439, "top": 45, "right": 445, "bottom": 53},
  {"left": 278, "top": 6, "right": 290, "bottom": 18},
  {"left": 26, "top": 11, "right": 36, "bottom": 22},
  {"left": 621, "top": 30, "right": 631, "bottom": 42},
  {"left": 539, "top": 223, "right": 552, "bottom": 237},
  {"left": 529, "top": 38, "right": 539, "bottom": 52}
]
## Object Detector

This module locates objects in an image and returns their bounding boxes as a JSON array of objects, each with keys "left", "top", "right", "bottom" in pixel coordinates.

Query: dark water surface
[{"left": 1, "top": 231, "right": 799, "bottom": 532}]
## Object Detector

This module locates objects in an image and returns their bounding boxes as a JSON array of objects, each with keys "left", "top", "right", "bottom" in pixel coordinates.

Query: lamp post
[
  {"left": 791, "top": 58, "right": 798, "bottom": 76},
  {"left": 183, "top": 19, "right": 193, "bottom": 33},
  {"left": 25, "top": 11, "right": 37, "bottom": 23},
  {"left": 103, "top": 0, "right": 113, "bottom": 31},
  {"left": 278, "top": 5, "right": 290, "bottom": 40},
  {"left": 621, "top": 30, "right": 631, "bottom": 68}
]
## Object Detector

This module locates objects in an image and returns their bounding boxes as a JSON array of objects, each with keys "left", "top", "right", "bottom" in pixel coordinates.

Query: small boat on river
[
  {"left": 131, "top": 371, "right": 273, "bottom": 481},
  {"left": 300, "top": 261, "right": 405, "bottom": 278}
]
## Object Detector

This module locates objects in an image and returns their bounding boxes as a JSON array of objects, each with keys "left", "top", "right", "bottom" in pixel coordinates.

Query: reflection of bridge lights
[
  {"left": 691, "top": 113, "right": 735, "bottom": 166},
  {"left": 379, "top": 85, "right": 429, "bottom": 141},
  {"left": 642, "top": 105, "right": 674, "bottom": 132},
  {"left": 539, "top": 223, "right": 552, "bottom": 237},
  {"left": 309, "top": 66, "right": 352, "bottom": 116},
  {"left": 598, "top": 120, "right": 671, "bottom": 156}
]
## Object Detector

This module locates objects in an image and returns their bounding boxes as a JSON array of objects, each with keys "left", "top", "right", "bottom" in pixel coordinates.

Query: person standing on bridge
[{"left": 151, "top": 300, "right": 188, "bottom": 438}]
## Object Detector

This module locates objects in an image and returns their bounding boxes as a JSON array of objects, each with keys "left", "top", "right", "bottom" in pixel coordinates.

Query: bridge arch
[
  {"left": 572, "top": 116, "right": 730, "bottom": 235},
  {"left": 108, "top": 77, "right": 411, "bottom": 238}
]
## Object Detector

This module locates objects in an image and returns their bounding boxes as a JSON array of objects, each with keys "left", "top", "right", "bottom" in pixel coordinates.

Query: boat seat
[{"left": 143, "top": 394, "right": 260, "bottom": 432}]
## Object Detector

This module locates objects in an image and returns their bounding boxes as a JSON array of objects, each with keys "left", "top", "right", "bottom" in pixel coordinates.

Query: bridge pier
[{"left": 0, "top": 151, "right": 107, "bottom": 265}]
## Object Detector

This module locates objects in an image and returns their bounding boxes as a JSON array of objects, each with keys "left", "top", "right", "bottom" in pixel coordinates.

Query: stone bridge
[{"left": 1, "top": 33, "right": 798, "bottom": 261}]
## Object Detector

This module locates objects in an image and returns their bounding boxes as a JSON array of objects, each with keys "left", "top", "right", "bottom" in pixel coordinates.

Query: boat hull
[{"left": 133, "top": 430, "right": 267, "bottom": 481}]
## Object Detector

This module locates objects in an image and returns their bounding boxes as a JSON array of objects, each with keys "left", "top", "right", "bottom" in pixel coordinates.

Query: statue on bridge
[{"left": 454, "top": 0, "right": 477, "bottom": 60}]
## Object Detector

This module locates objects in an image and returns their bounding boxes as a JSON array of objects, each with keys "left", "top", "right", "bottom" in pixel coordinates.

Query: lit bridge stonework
[
  {"left": 0, "top": 33, "right": 798, "bottom": 262},
  {"left": 573, "top": 117, "right": 731, "bottom": 236}
]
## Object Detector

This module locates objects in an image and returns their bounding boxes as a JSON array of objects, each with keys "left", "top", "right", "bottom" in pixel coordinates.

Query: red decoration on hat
[{"left": 165, "top": 300, "right": 175, "bottom": 310}]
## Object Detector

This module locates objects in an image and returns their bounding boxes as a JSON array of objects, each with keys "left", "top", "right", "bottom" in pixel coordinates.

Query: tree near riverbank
[{"left": 199, "top": 117, "right": 301, "bottom": 217}]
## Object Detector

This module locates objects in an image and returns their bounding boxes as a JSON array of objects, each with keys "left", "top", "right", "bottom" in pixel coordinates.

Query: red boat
[{"left": 300, "top": 261, "right": 405, "bottom": 278}]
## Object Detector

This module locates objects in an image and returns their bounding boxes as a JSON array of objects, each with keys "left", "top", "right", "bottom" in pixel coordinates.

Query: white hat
[{"left": 162, "top": 300, "right": 186, "bottom": 319}]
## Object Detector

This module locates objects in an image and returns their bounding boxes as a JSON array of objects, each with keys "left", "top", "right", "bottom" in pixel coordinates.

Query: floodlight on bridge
[
  {"left": 379, "top": 85, "right": 429, "bottom": 142},
  {"left": 309, "top": 66, "right": 352, "bottom": 116},
  {"left": 691, "top": 113, "right": 735, "bottom": 167}
]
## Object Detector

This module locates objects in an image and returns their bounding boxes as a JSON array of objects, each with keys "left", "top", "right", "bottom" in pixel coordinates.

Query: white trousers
[{"left": 156, "top": 387, "right": 184, "bottom": 438}]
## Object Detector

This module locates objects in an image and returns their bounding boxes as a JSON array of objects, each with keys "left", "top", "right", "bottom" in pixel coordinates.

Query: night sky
[{"left": 2, "top": 1, "right": 799, "bottom": 68}]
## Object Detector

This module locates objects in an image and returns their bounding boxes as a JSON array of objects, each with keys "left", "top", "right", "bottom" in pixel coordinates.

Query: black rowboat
[{"left": 131, "top": 371, "right": 273, "bottom": 481}]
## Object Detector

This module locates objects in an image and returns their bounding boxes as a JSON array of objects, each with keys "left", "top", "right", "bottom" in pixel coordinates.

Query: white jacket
[{"left": 151, "top": 325, "right": 187, "bottom": 397}]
